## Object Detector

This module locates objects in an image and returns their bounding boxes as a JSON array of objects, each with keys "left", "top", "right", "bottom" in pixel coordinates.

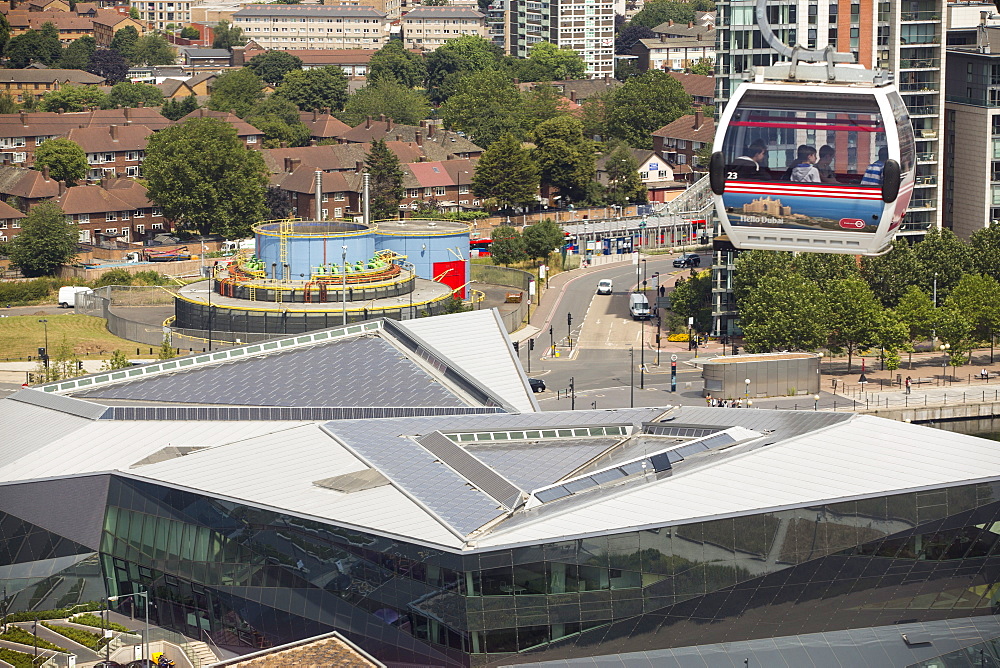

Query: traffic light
[
  {"left": 567, "top": 312, "right": 573, "bottom": 328},
  {"left": 529, "top": 339, "right": 535, "bottom": 350},
  {"left": 77, "top": 361, "right": 83, "bottom": 370},
  {"left": 37, "top": 347, "right": 45, "bottom": 358},
  {"left": 513, "top": 341, "right": 520, "bottom": 353}
]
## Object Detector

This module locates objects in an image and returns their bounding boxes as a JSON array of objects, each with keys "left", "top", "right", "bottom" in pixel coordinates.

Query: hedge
[
  {"left": 70, "top": 613, "right": 133, "bottom": 634},
  {"left": 0, "top": 625, "right": 67, "bottom": 651},
  {"left": 4, "top": 601, "right": 103, "bottom": 623},
  {"left": 0, "top": 647, "right": 37, "bottom": 668},
  {"left": 41, "top": 621, "right": 109, "bottom": 651}
]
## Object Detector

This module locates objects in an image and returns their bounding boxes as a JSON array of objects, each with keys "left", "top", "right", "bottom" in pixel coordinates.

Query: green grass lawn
[{"left": 0, "top": 314, "right": 158, "bottom": 361}]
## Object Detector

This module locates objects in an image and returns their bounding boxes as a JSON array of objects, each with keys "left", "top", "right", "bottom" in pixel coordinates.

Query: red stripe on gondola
[
  {"left": 744, "top": 113, "right": 881, "bottom": 126},
  {"left": 729, "top": 121, "right": 885, "bottom": 132}
]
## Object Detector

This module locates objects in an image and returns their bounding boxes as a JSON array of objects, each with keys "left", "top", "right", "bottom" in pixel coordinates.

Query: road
[{"left": 517, "top": 251, "right": 711, "bottom": 408}]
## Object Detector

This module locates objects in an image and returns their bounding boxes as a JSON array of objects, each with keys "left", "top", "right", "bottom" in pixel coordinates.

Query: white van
[
  {"left": 58, "top": 286, "right": 93, "bottom": 308},
  {"left": 629, "top": 293, "right": 651, "bottom": 320}
]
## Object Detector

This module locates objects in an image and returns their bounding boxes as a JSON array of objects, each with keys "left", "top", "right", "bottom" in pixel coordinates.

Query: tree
[
  {"left": 739, "top": 273, "right": 830, "bottom": 353},
  {"left": 87, "top": 48, "right": 129, "bottom": 84},
  {"left": 911, "top": 227, "right": 973, "bottom": 303},
  {"left": 59, "top": 35, "right": 95, "bottom": 69},
  {"left": 859, "top": 238, "right": 922, "bottom": 307},
  {"left": 265, "top": 186, "right": 293, "bottom": 220},
  {"left": 578, "top": 93, "right": 610, "bottom": 142},
  {"left": 128, "top": 6, "right": 139, "bottom": 19},
  {"left": 340, "top": 78, "right": 431, "bottom": 126},
  {"left": 794, "top": 252, "right": 859, "bottom": 287},
  {"left": 602, "top": 144, "right": 646, "bottom": 205},
  {"left": 34, "top": 139, "right": 87, "bottom": 185},
  {"left": 522, "top": 218, "right": 564, "bottom": 263},
  {"left": 5, "top": 24, "right": 62, "bottom": 68},
  {"left": 274, "top": 65, "right": 349, "bottom": 112},
  {"left": 471, "top": 133, "right": 539, "bottom": 211},
  {"left": 425, "top": 35, "right": 504, "bottom": 104},
  {"left": 0, "top": 93, "right": 16, "bottom": 115},
  {"left": 160, "top": 94, "right": 199, "bottom": 121},
  {"left": 180, "top": 26, "right": 200, "bottom": 39},
  {"left": 440, "top": 70, "right": 525, "bottom": 147},
  {"left": 143, "top": 117, "right": 269, "bottom": 237},
  {"left": 109, "top": 81, "right": 164, "bottom": 108},
  {"left": 894, "top": 285, "right": 936, "bottom": 364},
  {"left": 935, "top": 303, "right": 974, "bottom": 368},
  {"left": 690, "top": 58, "right": 715, "bottom": 75},
  {"left": 615, "top": 24, "right": 655, "bottom": 54},
  {"left": 101, "top": 349, "right": 132, "bottom": 371},
  {"left": 245, "top": 96, "right": 310, "bottom": 148},
  {"left": 208, "top": 68, "right": 266, "bottom": 118},
  {"left": 212, "top": 20, "right": 246, "bottom": 50},
  {"left": 157, "top": 336, "right": 177, "bottom": 360},
  {"left": 6, "top": 201, "right": 77, "bottom": 277},
  {"left": 365, "top": 139, "right": 404, "bottom": 221},
  {"left": 604, "top": 70, "right": 692, "bottom": 148},
  {"left": 38, "top": 85, "right": 110, "bottom": 112},
  {"left": 518, "top": 42, "right": 587, "bottom": 81},
  {"left": 109, "top": 25, "right": 138, "bottom": 63},
  {"left": 669, "top": 269, "right": 712, "bottom": 332},
  {"left": 133, "top": 34, "right": 176, "bottom": 66},
  {"left": 732, "top": 249, "right": 792, "bottom": 305},
  {"left": 521, "top": 83, "right": 567, "bottom": 127},
  {"left": 945, "top": 273, "right": 1000, "bottom": 346},
  {"left": 532, "top": 115, "right": 595, "bottom": 205},
  {"left": 969, "top": 223, "right": 1000, "bottom": 283},
  {"left": 0, "top": 13, "right": 10, "bottom": 58},
  {"left": 247, "top": 50, "right": 303, "bottom": 85},
  {"left": 825, "top": 276, "right": 884, "bottom": 372},
  {"left": 367, "top": 40, "right": 426, "bottom": 88},
  {"left": 490, "top": 225, "right": 527, "bottom": 266}
]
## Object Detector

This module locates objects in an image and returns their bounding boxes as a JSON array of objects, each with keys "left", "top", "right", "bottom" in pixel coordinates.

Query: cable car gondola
[{"left": 709, "top": 1, "right": 916, "bottom": 256}]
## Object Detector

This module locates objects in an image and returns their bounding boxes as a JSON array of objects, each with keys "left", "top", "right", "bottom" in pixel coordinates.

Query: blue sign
[{"left": 649, "top": 162, "right": 659, "bottom": 171}]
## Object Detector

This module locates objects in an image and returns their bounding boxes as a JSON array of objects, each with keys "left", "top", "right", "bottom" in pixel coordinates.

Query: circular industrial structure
[{"left": 173, "top": 217, "right": 472, "bottom": 337}]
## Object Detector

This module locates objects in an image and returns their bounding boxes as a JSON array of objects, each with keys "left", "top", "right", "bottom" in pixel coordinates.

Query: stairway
[{"left": 182, "top": 640, "right": 219, "bottom": 667}]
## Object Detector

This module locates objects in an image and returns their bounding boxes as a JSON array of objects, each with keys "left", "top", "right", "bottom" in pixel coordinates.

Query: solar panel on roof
[
  {"left": 535, "top": 486, "right": 571, "bottom": 503},
  {"left": 418, "top": 432, "right": 523, "bottom": 509}
]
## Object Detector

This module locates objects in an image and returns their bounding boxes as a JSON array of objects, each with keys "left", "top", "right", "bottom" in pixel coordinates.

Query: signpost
[{"left": 670, "top": 354, "right": 678, "bottom": 393}]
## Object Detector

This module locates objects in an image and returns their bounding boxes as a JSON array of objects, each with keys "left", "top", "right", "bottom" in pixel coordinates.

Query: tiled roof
[
  {"left": 180, "top": 109, "right": 262, "bottom": 137},
  {"left": 0, "top": 70, "right": 104, "bottom": 85},
  {"left": 0, "top": 199, "right": 25, "bottom": 219},
  {"left": 298, "top": 110, "right": 350, "bottom": 138},
  {"left": 650, "top": 20, "right": 716, "bottom": 39},
  {"left": 91, "top": 8, "right": 134, "bottom": 27},
  {"left": 262, "top": 144, "right": 367, "bottom": 174},
  {"left": 667, "top": 71, "right": 715, "bottom": 99},
  {"left": 103, "top": 178, "right": 153, "bottom": 208},
  {"left": 156, "top": 78, "right": 188, "bottom": 97},
  {"left": 652, "top": 113, "right": 715, "bottom": 143},
  {"left": 262, "top": 49, "right": 379, "bottom": 65},
  {"left": 26, "top": 13, "right": 94, "bottom": 29},
  {"left": 0, "top": 109, "right": 171, "bottom": 140},
  {"left": 66, "top": 124, "right": 152, "bottom": 153},
  {"left": 0, "top": 166, "right": 60, "bottom": 199},
  {"left": 186, "top": 48, "right": 231, "bottom": 58},
  {"left": 273, "top": 165, "right": 353, "bottom": 195},
  {"left": 56, "top": 182, "right": 151, "bottom": 215},
  {"left": 407, "top": 161, "right": 454, "bottom": 188},
  {"left": 343, "top": 119, "right": 483, "bottom": 156}
]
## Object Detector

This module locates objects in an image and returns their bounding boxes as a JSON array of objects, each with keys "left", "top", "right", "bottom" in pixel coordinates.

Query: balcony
[
  {"left": 899, "top": 83, "right": 937, "bottom": 92},
  {"left": 914, "top": 175, "right": 937, "bottom": 186},
  {"left": 908, "top": 198, "right": 937, "bottom": 209},
  {"left": 900, "top": 221, "right": 933, "bottom": 232},
  {"left": 917, "top": 151, "right": 937, "bottom": 162},
  {"left": 899, "top": 58, "right": 940, "bottom": 69},
  {"left": 907, "top": 105, "right": 938, "bottom": 116},
  {"left": 901, "top": 10, "right": 941, "bottom": 21}
]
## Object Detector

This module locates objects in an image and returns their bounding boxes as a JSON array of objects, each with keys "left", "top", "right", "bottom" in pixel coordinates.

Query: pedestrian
[
  {"left": 982, "top": 368, "right": 990, "bottom": 380},
  {"left": 905, "top": 376, "right": 911, "bottom": 394},
  {"left": 705, "top": 395, "right": 712, "bottom": 407}
]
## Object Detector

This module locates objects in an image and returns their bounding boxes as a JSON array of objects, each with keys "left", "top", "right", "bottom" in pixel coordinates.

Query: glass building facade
[{"left": 6, "top": 474, "right": 1000, "bottom": 666}]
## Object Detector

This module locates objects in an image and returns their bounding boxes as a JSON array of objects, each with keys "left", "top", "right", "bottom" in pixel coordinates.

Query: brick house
[
  {"left": 596, "top": 149, "right": 687, "bottom": 203},
  {"left": 299, "top": 109, "right": 350, "bottom": 142},
  {"left": 271, "top": 161, "right": 360, "bottom": 220},
  {"left": 652, "top": 109, "right": 715, "bottom": 169},
  {"left": 341, "top": 117, "right": 484, "bottom": 159},
  {"left": 92, "top": 8, "right": 145, "bottom": 47},
  {"left": 0, "top": 70, "right": 105, "bottom": 105},
  {"left": 180, "top": 109, "right": 263, "bottom": 148},
  {"left": 667, "top": 71, "right": 715, "bottom": 107},
  {"left": 66, "top": 123, "right": 152, "bottom": 180},
  {"left": 401, "top": 158, "right": 477, "bottom": 213},
  {"left": 57, "top": 179, "right": 168, "bottom": 244},
  {"left": 0, "top": 165, "right": 62, "bottom": 209},
  {"left": 0, "top": 199, "right": 26, "bottom": 243},
  {"left": 400, "top": 6, "right": 488, "bottom": 52}
]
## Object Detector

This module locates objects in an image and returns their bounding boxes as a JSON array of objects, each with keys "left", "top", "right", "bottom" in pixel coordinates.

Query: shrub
[
  {"left": 41, "top": 622, "right": 108, "bottom": 651},
  {"left": 131, "top": 270, "right": 171, "bottom": 285},
  {"left": 0, "top": 625, "right": 67, "bottom": 651},
  {"left": 667, "top": 332, "right": 689, "bottom": 342},
  {"left": 92, "top": 268, "right": 134, "bottom": 287},
  {"left": 4, "top": 601, "right": 103, "bottom": 623},
  {"left": 0, "top": 277, "right": 61, "bottom": 306},
  {"left": 70, "top": 614, "right": 133, "bottom": 634},
  {"left": 0, "top": 647, "right": 36, "bottom": 668}
]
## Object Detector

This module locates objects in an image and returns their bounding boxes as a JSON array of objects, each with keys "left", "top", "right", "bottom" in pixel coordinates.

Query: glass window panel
[{"left": 128, "top": 512, "right": 144, "bottom": 551}]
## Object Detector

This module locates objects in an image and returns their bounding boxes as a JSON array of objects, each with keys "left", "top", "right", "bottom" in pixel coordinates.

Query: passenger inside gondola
[
  {"left": 729, "top": 142, "right": 771, "bottom": 180},
  {"left": 816, "top": 145, "right": 839, "bottom": 183}
]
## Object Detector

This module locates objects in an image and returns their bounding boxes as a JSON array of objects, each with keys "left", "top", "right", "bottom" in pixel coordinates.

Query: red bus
[{"left": 470, "top": 238, "right": 491, "bottom": 256}]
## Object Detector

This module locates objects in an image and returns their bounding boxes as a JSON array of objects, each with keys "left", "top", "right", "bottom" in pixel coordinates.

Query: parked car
[
  {"left": 529, "top": 378, "right": 546, "bottom": 393},
  {"left": 673, "top": 253, "right": 701, "bottom": 268},
  {"left": 596, "top": 279, "right": 613, "bottom": 295}
]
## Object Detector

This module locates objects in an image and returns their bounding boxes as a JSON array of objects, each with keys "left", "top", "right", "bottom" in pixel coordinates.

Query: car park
[
  {"left": 596, "top": 279, "right": 613, "bottom": 295},
  {"left": 673, "top": 253, "right": 701, "bottom": 268}
]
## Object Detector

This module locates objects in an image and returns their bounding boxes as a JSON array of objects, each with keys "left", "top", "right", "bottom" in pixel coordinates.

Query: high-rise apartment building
[
  {"left": 713, "top": 0, "right": 946, "bottom": 235},
  {"left": 506, "top": 0, "right": 615, "bottom": 77}
]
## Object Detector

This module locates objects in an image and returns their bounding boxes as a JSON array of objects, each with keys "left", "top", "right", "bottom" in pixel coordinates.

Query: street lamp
[
  {"left": 341, "top": 245, "right": 348, "bottom": 326},
  {"left": 940, "top": 342, "right": 951, "bottom": 381},
  {"left": 108, "top": 591, "right": 149, "bottom": 664},
  {"left": 813, "top": 394, "right": 820, "bottom": 411},
  {"left": 744, "top": 378, "right": 751, "bottom": 400},
  {"left": 933, "top": 271, "right": 938, "bottom": 308},
  {"left": 641, "top": 259, "right": 647, "bottom": 291}
]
